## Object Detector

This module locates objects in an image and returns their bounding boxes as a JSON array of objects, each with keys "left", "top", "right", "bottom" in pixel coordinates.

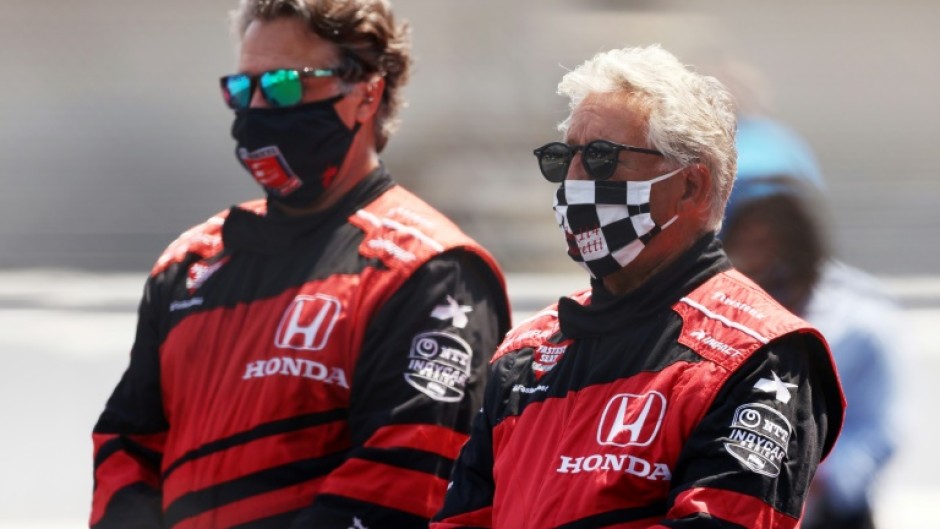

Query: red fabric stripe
[
  {"left": 318, "top": 458, "right": 447, "bottom": 518},
  {"left": 163, "top": 420, "right": 348, "bottom": 506},
  {"left": 92, "top": 432, "right": 118, "bottom": 458},
  {"left": 126, "top": 432, "right": 168, "bottom": 454},
  {"left": 93, "top": 432, "right": 166, "bottom": 459},
  {"left": 669, "top": 486, "right": 799, "bottom": 529},
  {"left": 364, "top": 423, "right": 468, "bottom": 459},
  {"left": 171, "top": 476, "right": 325, "bottom": 529},
  {"left": 90, "top": 449, "right": 161, "bottom": 526},
  {"left": 431, "top": 505, "right": 493, "bottom": 528},
  {"left": 158, "top": 292, "right": 355, "bottom": 468}
]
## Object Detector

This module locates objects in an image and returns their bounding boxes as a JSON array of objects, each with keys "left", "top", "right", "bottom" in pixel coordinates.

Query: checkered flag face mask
[{"left": 552, "top": 167, "right": 682, "bottom": 278}]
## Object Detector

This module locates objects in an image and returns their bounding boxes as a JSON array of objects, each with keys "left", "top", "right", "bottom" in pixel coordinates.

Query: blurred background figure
[{"left": 720, "top": 117, "right": 900, "bottom": 529}]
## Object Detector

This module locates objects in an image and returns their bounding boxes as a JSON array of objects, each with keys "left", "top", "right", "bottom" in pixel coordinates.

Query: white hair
[{"left": 558, "top": 44, "right": 737, "bottom": 231}]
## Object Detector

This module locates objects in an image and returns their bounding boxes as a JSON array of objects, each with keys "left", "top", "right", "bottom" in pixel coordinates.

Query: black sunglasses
[
  {"left": 220, "top": 67, "right": 346, "bottom": 109},
  {"left": 533, "top": 140, "right": 664, "bottom": 182}
]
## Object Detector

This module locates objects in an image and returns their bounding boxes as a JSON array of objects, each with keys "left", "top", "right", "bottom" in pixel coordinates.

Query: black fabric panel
[
  {"left": 164, "top": 452, "right": 348, "bottom": 527},
  {"left": 667, "top": 333, "right": 835, "bottom": 520},
  {"left": 287, "top": 493, "right": 429, "bottom": 529},
  {"left": 349, "top": 250, "right": 509, "bottom": 441},
  {"left": 594, "top": 183, "right": 627, "bottom": 205},
  {"left": 553, "top": 502, "right": 667, "bottom": 529},
  {"left": 93, "top": 436, "right": 162, "bottom": 475},
  {"left": 230, "top": 508, "right": 304, "bottom": 529},
  {"left": 162, "top": 407, "right": 347, "bottom": 479},
  {"left": 601, "top": 217, "right": 640, "bottom": 249},
  {"left": 659, "top": 513, "right": 749, "bottom": 529},
  {"left": 354, "top": 446, "right": 456, "bottom": 480},
  {"left": 94, "top": 278, "right": 169, "bottom": 436},
  {"left": 91, "top": 482, "right": 163, "bottom": 529},
  {"left": 159, "top": 170, "right": 395, "bottom": 334}
]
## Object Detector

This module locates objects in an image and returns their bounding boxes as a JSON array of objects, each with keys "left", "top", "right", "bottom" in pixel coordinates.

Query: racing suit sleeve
[
  {"left": 654, "top": 332, "right": 843, "bottom": 529},
  {"left": 90, "top": 277, "right": 169, "bottom": 528},
  {"left": 288, "top": 250, "right": 510, "bottom": 529},
  {"left": 429, "top": 349, "right": 513, "bottom": 529}
]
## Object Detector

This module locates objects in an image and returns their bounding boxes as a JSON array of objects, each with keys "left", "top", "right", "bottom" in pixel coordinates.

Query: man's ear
[
  {"left": 355, "top": 76, "right": 385, "bottom": 123},
  {"left": 677, "top": 163, "right": 712, "bottom": 216}
]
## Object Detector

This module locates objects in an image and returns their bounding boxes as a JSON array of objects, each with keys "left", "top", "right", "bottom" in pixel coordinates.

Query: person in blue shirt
[{"left": 720, "top": 117, "right": 900, "bottom": 529}]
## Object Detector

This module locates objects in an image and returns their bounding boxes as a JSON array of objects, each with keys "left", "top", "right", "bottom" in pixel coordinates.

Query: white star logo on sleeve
[
  {"left": 753, "top": 371, "right": 798, "bottom": 404},
  {"left": 430, "top": 295, "right": 473, "bottom": 329}
]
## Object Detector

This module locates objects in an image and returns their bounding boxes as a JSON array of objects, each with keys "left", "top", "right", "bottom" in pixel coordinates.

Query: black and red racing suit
[
  {"left": 433, "top": 235, "right": 845, "bottom": 529},
  {"left": 91, "top": 168, "right": 511, "bottom": 528}
]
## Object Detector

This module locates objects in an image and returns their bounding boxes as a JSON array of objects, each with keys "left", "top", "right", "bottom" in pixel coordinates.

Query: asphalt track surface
[{"left": 2, "top": 270, "right": 937, "bottom": 528}]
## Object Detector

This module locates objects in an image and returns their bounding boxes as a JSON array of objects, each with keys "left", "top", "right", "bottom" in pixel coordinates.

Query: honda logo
[
  {"left": 275, "top": 294, "right": 341, "bottom": 351},
  {"left": 597, "top": 391, "right": 667, "bottom": 447}
]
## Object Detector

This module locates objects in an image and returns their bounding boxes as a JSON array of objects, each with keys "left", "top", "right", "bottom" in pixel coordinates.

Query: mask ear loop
[
  {"left": 643, "top": 166, "right": 686, "bottom": 235},
  {"left": 648, "top": 166, "right": 685, "bottom": 185}
]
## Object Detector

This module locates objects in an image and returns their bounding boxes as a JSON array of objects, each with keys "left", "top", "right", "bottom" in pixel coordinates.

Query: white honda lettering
[
  {"left": 264, "top": 358, "right": 281, "bottom": 375},
  {"left": 243, "top": 360, "right": 266, "bottom": 379},
  {"left": 281, "top": 357, "right": 302, "bottom": 376},
  {"left": 603, "top": 454, "right": 626, "bottom": 471},
  {"left": 304, "top": 359, "right": 327, "bottom": 380},
  {"left": 555, "top": 453, "right": 671, "bottom": 481},
  {"left": 242, "top": 357, "right": 350, "bottom": 389},
  {"left": 582, "top": 455, "right": 603, "bottom": 471},
  {"left": 626, "top": 455, "right": 651, "bottom": 477},
  {"left": 649, "top": 463, "right": 672, "bottom": 481},
  {"left": 557, "top": 456, "right": 584, "bottom": 474}
]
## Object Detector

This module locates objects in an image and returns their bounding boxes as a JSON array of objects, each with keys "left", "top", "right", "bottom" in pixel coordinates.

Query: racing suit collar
[
  {"left": 559, "top": 233, "right": 730, "bottom": 338},
  {"left": 222, "top": 164, "right": 394, "bottom": 255}
]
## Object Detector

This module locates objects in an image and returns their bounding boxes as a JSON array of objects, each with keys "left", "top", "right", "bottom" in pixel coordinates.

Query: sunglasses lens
[
  {"left": 260, "top": 69, "right": 303, "bottom": 107},
  {"left": 537, "top": 143, "right": 572, "bottom": 182},
  {"left": 222, "top": 75, "right": 252, "bottom": 109},
  {"left": 583, "top": 141, "right": 619, "bottom": 180}
]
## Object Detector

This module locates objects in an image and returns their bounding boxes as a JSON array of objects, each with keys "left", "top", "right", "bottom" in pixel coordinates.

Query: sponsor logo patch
[
  {"left": 533, "top": 343, "right": 568, "bottom": 374},
  {"left": 405, "top": 331, "right": 472, "bottom": 402},
  {"left": 365, "top": 238, "right": 416, "bottom": 262},
  {"left": 597, "top": 391, "right": 667, "bottom": 447},
  {"left": 348, "top": 516, "right": 368, "bottom": 529},
  {"left": 689, "top": 329, "right": 742, "bottom": 357},
  {"left": 186, "top": 256, "right": 230, "bottom": 294},
  {"left": 275, "top": 294, "right": 342, "bottom": 351},
  {"left": 430, "top": 295, "right": 473, "bottom": 329},
  {"left": 555, "top": 390, "right": 672, "bottom": 481},
  {"left": 169, "top": 297, "right": 204, "bottom": 312},
  {"left": 724, "top": 403, "right": 792, "bottom": 477},
  {"left": 238, "top": 145, "right": 302, "bottom": 196},
  {"left": 711, "top": 291, "right": 767, "bottom": 320},
  {"left": 753, "top": 371, "right": 798, "bottom": 404},
  {"left": 511, "top": 384, "right": 549, "bottom": 394}
]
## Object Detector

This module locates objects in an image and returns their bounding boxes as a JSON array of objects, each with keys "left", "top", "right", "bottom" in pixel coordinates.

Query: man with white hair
[{"left": 432, "top": 45, "right": 845, "bottom": 528}]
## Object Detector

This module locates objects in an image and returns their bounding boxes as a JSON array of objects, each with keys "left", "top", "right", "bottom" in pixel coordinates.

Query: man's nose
[
  {"left": 249, "top": 86, "right": 269, "bottom": 108},
  {"left": 567, "top": 153, "right": 590, "bottom": 181}
]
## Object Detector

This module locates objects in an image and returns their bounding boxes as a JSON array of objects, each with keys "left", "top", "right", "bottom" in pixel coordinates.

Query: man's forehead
[
  {"left": 238, "top": 17, "right": 339, "bottom": 72},
  {"left": 565, "top": 93, "right": 648, "bottom": 142}
]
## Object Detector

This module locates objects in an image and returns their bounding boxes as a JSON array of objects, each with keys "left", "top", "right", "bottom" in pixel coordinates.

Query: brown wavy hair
[{"left": 232, "top": 0, "right": 412, "bottom": 152}]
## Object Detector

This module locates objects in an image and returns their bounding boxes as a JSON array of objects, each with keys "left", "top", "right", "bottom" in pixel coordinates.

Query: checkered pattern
[{"left": 553, "top": 179, "right": 664, "bottom": 278}]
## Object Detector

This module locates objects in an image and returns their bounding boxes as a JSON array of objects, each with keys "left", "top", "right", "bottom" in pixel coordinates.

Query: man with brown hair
[{"left": 90, "top": 1, "right": 510, "bottom": 527}]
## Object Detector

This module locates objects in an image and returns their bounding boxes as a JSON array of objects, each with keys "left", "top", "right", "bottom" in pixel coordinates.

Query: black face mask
[{"left": 231, "top": 94, "right": 360, "bottom": 208}]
